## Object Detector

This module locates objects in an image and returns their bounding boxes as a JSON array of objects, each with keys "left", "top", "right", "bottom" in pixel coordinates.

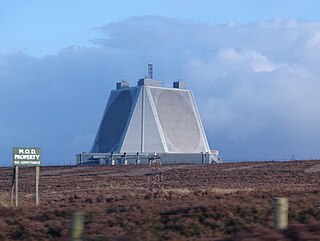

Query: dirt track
[{"left": 0, "top": 160, "right": 319, "bottom": 240}]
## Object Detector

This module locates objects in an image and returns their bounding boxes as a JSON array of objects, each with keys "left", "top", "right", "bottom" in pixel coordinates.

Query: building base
[{"left": 76, "top": 152, "right": 221, "bottom": 165}]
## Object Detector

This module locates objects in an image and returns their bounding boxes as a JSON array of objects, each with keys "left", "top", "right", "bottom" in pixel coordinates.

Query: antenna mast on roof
[{"left": 148, "top": 63, "right": 153, "bottom": 79}]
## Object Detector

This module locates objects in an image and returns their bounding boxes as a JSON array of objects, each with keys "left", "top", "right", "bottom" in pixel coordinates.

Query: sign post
[
  {"left": 15, "top": 166, "right": 18, "bottom": 207},
  {"left": 35, "top": 166, "right": 40, "bottom": 206},
  {"left": 12, "top": 147, "right": 41, "bottom": 207}
]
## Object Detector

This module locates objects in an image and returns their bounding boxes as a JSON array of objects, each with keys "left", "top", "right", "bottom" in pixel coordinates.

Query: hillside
[{"left": 0, "top": 160, "right": 319, "bottom": 240}]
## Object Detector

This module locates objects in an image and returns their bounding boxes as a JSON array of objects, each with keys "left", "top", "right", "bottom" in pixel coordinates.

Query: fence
[
  {"left": 1, "top": 155, "right": 320, "bottom": 168},
  {"left": 68, "top": 197, "right": 290, "bottom": 240}
]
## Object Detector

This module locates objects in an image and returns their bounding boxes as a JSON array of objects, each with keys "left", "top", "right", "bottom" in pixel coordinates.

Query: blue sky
[
  {"left": 2, "top": 0, "right": 320, "bottom": 56},
  {"left": 1, "top": 1, "right": 320, "bottom": 165}
]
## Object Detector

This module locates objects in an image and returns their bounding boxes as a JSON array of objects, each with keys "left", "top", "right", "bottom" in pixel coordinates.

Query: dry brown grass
[
  {"left": 0, "top": 192, "right": 11, "bottom": 207},
  {"left": 0, "top": 160, "right": 319, "bottom": 240},
  {"left": 305, "top": 164, "right": 320, "bottom": 173}
]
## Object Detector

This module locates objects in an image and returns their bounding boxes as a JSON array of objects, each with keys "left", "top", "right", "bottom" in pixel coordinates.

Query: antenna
[{"left": 148, "top": 63, "right": 153, "bottom": 79}]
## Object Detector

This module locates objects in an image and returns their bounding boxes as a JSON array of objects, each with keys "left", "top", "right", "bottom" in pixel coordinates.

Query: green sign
[{"left": 13, "top": 147, "right": 41, "bottom": 166}]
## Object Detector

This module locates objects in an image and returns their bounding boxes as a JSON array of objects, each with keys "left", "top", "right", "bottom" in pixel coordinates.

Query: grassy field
[{"left": 0, "top": 160, "right": 319, "bottom": 240}]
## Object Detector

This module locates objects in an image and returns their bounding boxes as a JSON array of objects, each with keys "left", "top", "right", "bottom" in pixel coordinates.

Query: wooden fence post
[
  {"left": 71, "top": 211, "right": 85, "bottom": 241},
  {"left": 273, "top": 197, "right": 288, "bottom": 230}
]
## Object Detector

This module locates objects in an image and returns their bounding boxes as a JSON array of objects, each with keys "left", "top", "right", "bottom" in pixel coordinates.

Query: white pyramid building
[
  {"left": 77, "top": 65, "right": 219, "bottom": 164},
  {"left": 91, "top": 79, "right": 210, "bottom": 154}
]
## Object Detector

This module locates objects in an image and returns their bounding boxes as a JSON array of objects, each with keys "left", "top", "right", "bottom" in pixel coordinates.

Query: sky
[{"left": 1, "top": 0, "right": 320, "bottom": 165}]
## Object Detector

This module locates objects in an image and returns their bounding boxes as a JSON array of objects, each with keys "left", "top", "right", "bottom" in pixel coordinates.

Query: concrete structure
[{"left": 76, "top": 66, "right": 220, "bottom": 165}]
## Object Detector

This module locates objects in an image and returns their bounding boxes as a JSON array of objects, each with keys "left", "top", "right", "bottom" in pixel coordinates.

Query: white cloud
[
  {"left": 1, "top": 16, "right": 320, "bottom": 164},
  {"left": 248, "top": 51, "right": 281, "bottom": 72}
]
